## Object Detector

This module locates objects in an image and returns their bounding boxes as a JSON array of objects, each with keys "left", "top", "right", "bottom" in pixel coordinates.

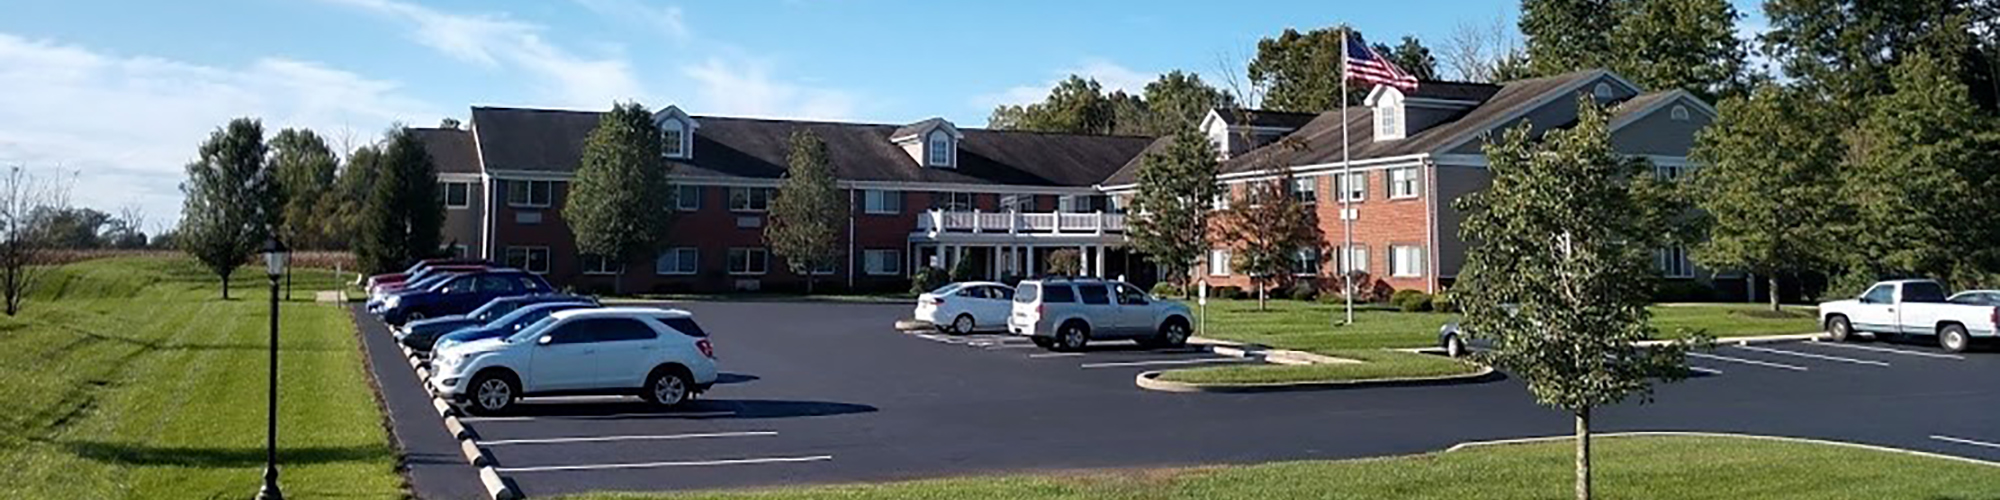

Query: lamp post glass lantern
[{"left": 257, "top": 236, "right": 288, "bottom": 500}]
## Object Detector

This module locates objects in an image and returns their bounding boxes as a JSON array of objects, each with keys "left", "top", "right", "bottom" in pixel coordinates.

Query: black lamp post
[{"left": 257, "top": 236, "right": 290, "bottom": 500}]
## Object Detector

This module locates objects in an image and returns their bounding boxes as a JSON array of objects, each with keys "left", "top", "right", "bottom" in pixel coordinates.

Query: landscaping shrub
[
  {"left": 1390, "top": 289, "right": 1433, "bottom": 312},
  {"left": 1316, "top": 289, "right": 1345, "bottom": 303},
  {"left": 948, "top": 257, "right": 978, "bottom": 283},
  {"left": 1653, "top": 280, "right": 1717, "bottom": 303},
  {"left": 1286, "top": 282, "right": 1318, "bottom": 301},
  {"left": 1213, "top": 285, "right": 1244, "bottom": 300},
  {"left": 910, "top": 266, "right": 949, "bottom": 294},
  {"left": 1150, "top": 282, "right": 1183, "bottom": 297},
  {"left": 1430, "top": 292, "right": 1458, "bottom": 313}
]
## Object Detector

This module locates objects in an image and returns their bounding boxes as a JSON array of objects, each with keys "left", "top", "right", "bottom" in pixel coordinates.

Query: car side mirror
[{"left": 537, "top": 335, "right": 553, "bottom": 345}]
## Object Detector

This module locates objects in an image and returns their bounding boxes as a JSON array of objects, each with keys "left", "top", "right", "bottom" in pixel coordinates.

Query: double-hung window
[
  {"left": 932, "top": 192, "right": 974, "bottom": 211},
  {"left": 1656, "top": 246, "right": 1694, "bottom": 278},
  {"left": 1293, "top": 247, "right": 1321, "bottom": 276},
  {"left": 1388, "top": 167, "right": 1419, "bottom": 199},
  {"left": 662, "top": 120, "right": 688, "bottom": 158},
  {"left": 656, "top": 248, "right": 698, "bottom": 275},
  {"left": 1337, "top": 172, "right": 1367, "bottom": 202},
  {"left": 440, "top": 181, "right": 471, "bottom": 209},
  {"left": 504, "top": 247, "right": 550, "bottom": 274},
  {"left": 675, "top": 185, "right": 702, "bottom": 211},
  {"left": 863, "top": 249, "right": 902, "bottom": 276},
  {"left": 729, "top": 187, "right": 773, "bottom": 212},
  {"left": 1339, "top": 245, "right": 1369, "bottom": 274},
  {"left": 727, "top": 248, "right": 769, "bottom": 275},
  {"left": 863, "top": 189, "right": 902, "bottom": 215},
  {"left": 1291, "top": 178, "right": 1317, "bottom": 205},
  {"left": 1208, "top": 249, "right": 1231, "bottom": 276},
  {"left": 1390, "top": 245, "right": 1425, "bottom": 277},
  {"left": 580, "top": 254, "right": 625, "bottom": 275},
  {"left": 506, "top": 180, "right": 554, "bottom": 207}
]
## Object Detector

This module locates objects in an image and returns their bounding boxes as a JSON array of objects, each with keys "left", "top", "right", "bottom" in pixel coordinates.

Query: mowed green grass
[
  {"left": 1154, "top": 349, "right": 1481, "bottom": 385},
  {"left": 0, "top": 257, "right": 401, "bottom": 499},
  {"left": 557, "top": 435, "right": 2000, "bottom": 500},
  {"left": 1192, "top": 300, "right": 1822, "bottom": 352}
]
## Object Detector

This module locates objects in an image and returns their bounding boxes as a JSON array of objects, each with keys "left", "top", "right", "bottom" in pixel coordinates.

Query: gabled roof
[
  {"left": 1404, "top": 81, "right": 1503, "bottom": 103},
  {"left": 409, "top": 127, "right": 479, "bottom": 174},
  {"left": 889, "top": 117, "right": 961, "bottom": 142},
  {"left": 1099, "top": 135, "right": 1177, "bottom": 187},
  {"left": 1210, "top": 108, "right": 1319, "bottom": 129},
  {"left": 1216, "top": 69, "right": 1630, "bottom": 175},
  {"left": 463, "top": 106, "right": 1154, "bottom": 188}
]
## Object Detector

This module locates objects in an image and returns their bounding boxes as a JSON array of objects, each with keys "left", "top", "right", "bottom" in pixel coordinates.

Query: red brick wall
[{"left": 1197, "top": 167, "right": 1436, "bottom": 296}]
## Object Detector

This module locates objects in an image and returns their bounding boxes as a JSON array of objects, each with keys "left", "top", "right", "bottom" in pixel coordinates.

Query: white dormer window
[
  {"left": 1367, "top": 86, "right": 1406, "bottom": 141},
  {"left": 661, "top": 119, "right": 688, "bottom": 158},
  {"left": 927, "top": 130, "right": 953, "bottom": 167},
  {"left": 1671, "top": 105, "right": 1690, "bottom": 121},
  {"left": 1593, "top": 82, "right": 1614, "bottom": 101}
]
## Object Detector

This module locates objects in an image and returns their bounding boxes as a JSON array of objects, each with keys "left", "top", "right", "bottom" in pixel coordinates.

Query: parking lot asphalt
[{"left": 359, "top": 301, "right": 2000, "bottom": 498}]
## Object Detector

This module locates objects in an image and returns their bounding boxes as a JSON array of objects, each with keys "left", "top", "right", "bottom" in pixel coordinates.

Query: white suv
[
  {"left": 1008, "top": 278, "right": 1193, "bottom": 351},
  {"left": 429, "top": 307, "right": 718, "bottom": 415}
]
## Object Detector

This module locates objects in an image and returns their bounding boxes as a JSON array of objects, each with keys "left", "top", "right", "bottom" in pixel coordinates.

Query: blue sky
[{"left": 0, "top": 0, "right": 1767, "bottom": 227}]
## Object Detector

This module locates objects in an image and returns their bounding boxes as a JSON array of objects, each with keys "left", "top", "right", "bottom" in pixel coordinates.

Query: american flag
[{"left": 1343, "top": 32, "right": 1419, "bottom": 91}]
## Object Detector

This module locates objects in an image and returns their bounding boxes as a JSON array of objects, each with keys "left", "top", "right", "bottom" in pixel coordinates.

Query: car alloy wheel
[
  {"left": 1940, "top": 324, "right": 1970, "bottom": 353},
  {"left": 952, "top": 314, "right": 975, "bottom": 335},
  {"left": 1159, "top": 321, "right": 1189, "bottom": 348},
  {"left": 473, "top": 376, "right": 514, "bottom": 414},
  {"left": 649, "top": 371, "right": 691, "bottom": 407},
  {"left": 1058, "top": 324, "right": 1088, "bottom": 351}
]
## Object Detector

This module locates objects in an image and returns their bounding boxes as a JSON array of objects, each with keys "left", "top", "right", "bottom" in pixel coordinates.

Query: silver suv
[{"left": 1008, "top": 278, "right": 1194, "bottom": 351}]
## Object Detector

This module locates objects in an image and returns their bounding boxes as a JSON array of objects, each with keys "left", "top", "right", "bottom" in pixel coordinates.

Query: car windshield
[
  {"left": 1903, "top": 282, "right": 1949, "bottom": 303},
  {"left": 1014, "top": 283, "right": 1039, "bottom": 303},
  {"left": 504, "top": 316, "right": 561, "bottom": 343}
]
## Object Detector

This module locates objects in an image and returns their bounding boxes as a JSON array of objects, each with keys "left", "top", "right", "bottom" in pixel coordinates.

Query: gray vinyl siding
[
  {"left": 1432, "top": 164, "right": 1492, "bottom": 279},
  {"left": 1447, "top": 75, "right": 1641, "bottom": 155},
  {"left": 1611, "top": 100, "right": 1710, "bottom": 157}
]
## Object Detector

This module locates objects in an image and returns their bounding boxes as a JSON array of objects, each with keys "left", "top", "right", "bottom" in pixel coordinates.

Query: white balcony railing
[{"left": 915, "top": 209, "right": 1126, "bottom": 237}]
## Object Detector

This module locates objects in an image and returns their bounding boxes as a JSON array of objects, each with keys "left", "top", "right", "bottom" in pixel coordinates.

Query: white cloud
[
  {"left": 971, "top": 58, "right": 1155, "bottom": 112},
  {"left": 322, "top": 0, "right": 644, "bottom": 108},
  {"left": 0, "top": 33, "right": 437, "bottom": 227},
  {"left": 681, "top": 56, "right": 858, "bottom": 121},
  {"left": 569, "top": 0, "right": 691, "bottom": 42}
]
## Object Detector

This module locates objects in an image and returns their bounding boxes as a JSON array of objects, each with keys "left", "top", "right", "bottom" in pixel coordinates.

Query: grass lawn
[
  {"left": 1154, "top": 349, "right": 1482, "bottom": 385},
  {"left": 556, "top": 435, "right": 2000, "bottom": 500},
  {"left": 1193, "top": 299, "right": 1822, "bottom": 353},
  {"left": 0, "top": 257, "right": 401, "bottom": 499}
]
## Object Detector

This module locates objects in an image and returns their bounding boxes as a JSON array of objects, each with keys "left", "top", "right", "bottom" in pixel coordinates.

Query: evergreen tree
[
  {"left": 1455, "top": 96, "right": 1702, "bottom": 500},
  {"left": 1209, "top": 169, "right": 1322, "bottom": 311},
  {"left": 765, "top": 130, "right": 845, "bottom": 294},
  {"left": 1610, "top": 0, "right": 1747, "bottom": 100},
  {"left": 1249, "top": 26, "right": 1369, "bottom": 112},
  {"left": 270, "top": 128, "right": 340, "bottom": 249},
  {"left": 1688, "top": 83, "right": 1844, "bottom": 309},
  {"left": 1761, "top": 0, "right": 1994, "bottom": 115},
  {"left": 564, "top": 102, "right": 675, "bottom": 286},
  {"left": 1376, "top": 36, "right": 1440, "bottom": 81},
  {"left": 356, "top": 127, "right": 444, "bottom": 274},
  {"left": 1520, "top": 0, "right": 1620, "bottom": 76},
  {"left": 1838, "top": 50, "right": 2000, "bottom": 289},
  {"left": 327, "top": 145, "right": 382, "bottom": 249},
  {"left": 1127, "top": 127, "right": 1222, "bottom": 294},
  {"left": 178, "top": 118, "right": 277, "bottom": 299}
]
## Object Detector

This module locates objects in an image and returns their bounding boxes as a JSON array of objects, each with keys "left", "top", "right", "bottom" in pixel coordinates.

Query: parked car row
[
  {"left": 1818, "top": 279, "right": 2000, "bottom": 353},
  {"left": 913, "top": 277, "right": 1194, "bottom": 352},
  {"left": 364, "top": 263, "right": 721, "bottom": 416}
]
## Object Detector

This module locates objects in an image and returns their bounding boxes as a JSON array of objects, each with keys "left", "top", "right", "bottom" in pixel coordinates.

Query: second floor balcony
[{"left": 914, "top": 209, "right": 1127, "bottom": 237}]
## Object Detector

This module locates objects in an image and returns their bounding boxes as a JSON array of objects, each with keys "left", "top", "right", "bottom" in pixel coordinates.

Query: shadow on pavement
[{"left": 713, "top": 372, "right": 760, "bottom": 385}]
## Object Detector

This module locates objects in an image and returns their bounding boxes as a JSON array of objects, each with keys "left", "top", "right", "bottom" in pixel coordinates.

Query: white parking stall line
[
  {"left": 479, "top": 431, "right": 778, "bottom": 446},
  {"left": 1685, "top": 365, "right": 1723, "bottom": 375},
  {"left": 1686, "top": 352, "right": 1808, "bottom": 371},
  {"left": 459, "top": 411, "right": 739, "bottom": 423},
  {"left": 1028, "top": 352, "right": 1085, "bottom": 358},
  {"left": 985, "top": 343, "right": 1041, "bottom": 350},
  {"left": 1079, "top": 357, "right": 1257, "bottom": 369},
  {"left": 1814, "top": 342, "right": 1965, "bottom": 360},
  {"left": 496, "top": 455, "right": 834, "bottom": 473},
  {"left": 1931, "top": 435, "right": 2000, "bottom": 450},
  {"left": 1734, "top": 345, "right": 1890, "bottom": 367}
]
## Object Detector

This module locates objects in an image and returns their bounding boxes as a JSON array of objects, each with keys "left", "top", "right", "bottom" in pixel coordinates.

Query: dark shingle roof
[
  {"left": 889, "top": 118, "right": 950, "bottom": 141},
  {"left": 1219, "top": 70, "right": 1609, "bottom": 174},
  {"left": 467, "top": 107, "right": 1154, "bottom": 187},
  {"left": 1406, "top": 81, "right": 1504, "bottom": 103},
  {"left": 410, "top": 127, "right": 479, "bottom": 174},
  {"left": 1612, "top": 91, "right": 1678, "bottom": 121},
  {"left": 1099, "top": 135, "right": 1176, "bottom": 186},
  {"left": 1213, "top": 108, "right": 1320, "bottom": 129}
]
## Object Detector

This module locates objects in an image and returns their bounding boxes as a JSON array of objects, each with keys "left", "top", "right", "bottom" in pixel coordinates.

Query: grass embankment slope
[
  {"left": 0, "top": 257, "right": 400, "bottom": 499},
  {"left": 561, "top": 435, "right": 2000, "bottom": 500}
]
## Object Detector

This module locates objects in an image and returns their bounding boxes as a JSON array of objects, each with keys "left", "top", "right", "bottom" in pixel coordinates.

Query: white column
[
  {"left": 1026, "top": 246, "right": 1037, "bottom": 276},
  {"left": 1094, "top": 245, "right": 1107, "bottom": 278}
]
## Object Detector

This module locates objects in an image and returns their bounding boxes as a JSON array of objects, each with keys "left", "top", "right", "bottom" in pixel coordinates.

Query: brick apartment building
[{"left": 417, "top": 68, "right": 1720, "bottom": 295}]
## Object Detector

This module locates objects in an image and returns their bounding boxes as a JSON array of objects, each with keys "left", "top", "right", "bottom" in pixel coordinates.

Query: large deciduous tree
[
  {"left": 1610, "top": 0, "right": 1747, "bottom": 100},
  {"left": 765, "top": 130, "right": 845, "bottom": 294},
  {"left": 564, "top": 102, "right": 675, "bottom": 287},
  {"left": 1762, "top": 0, "right": 1996, "bottom": 115},
  {"left": 271, "top": 128, "right": 340, "bottom": 249},
  {"left": 1127, "top": 127, "right": 1222, "bottom": 295},
  {"left": 1455, "top": 97, "right": 1702, "bottom": 500},
  {"left": 1210, "top": 168, "right": 1321, "bottom": 311},
  {"left": 1688, "top": 83, "right": 1844, "bottom": 309},
  {"left": 1520, "top": 0, "right": 1620, "bottom": 76},
  {"left": 1838, "top": 50, "right": 2000, "bottom": 290},
  {"left": 1141, "top": 71, "right": 1237, "bottom": 133},
  {"left": 327, "top": 145, "right": 382, "bottom": 249},
  {"left": 356, "top": 127, "right": 444, "bottom": 275},
  {"left": 179, "top": 118, "right": 278, "bottom": 299},
  {"left": 987, "top": 76, "right": 1117, "bottom": 134},
  {"left": 1249, "top": 27, "right": 1369, "bottom": 112}
]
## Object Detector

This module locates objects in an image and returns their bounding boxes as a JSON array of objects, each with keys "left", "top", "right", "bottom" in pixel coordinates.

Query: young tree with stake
[
  {"left": 564, "top": 102, "right": 675, "bottom": 291},
  {"left": 1127, "top": 126, "right": 1221, "bottom": 296},
  {"left": 766, "top": 130, "right": 844, "bottom": 294},
  {"left": 1455, "top": 97, "right": 1705, "bottom": 500},
  {"left": 179, "top": 118, "right": 278, "bottom": 299}
]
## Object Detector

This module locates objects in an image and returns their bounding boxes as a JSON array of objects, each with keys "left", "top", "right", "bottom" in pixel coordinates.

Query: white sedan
[{"left": 914, "top": 281, "right": 1015, "bottom": 334}]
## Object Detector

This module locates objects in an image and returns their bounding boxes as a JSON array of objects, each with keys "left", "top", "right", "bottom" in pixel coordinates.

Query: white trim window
[
  {"left": 863, "top": 189, "right": 902, "bottom": 215},
  {"left": 727, "top": 247, "right": 769, "bottom": 275},
  {"left": 1390, "top": 245, "right": 1425, "bottom": 277},
  {"left": 1290, "top": 177, "right": 1317, "bottom": 205},
  {"left": 656, "top": 248, "right": 698, "bottom": 275},
  {"left": 1208, "top": 249, "right": 1232, "bottom": 276},
  {"left": 1377, "top": 103, "right": 1402, "bottom": 139},
  {"left": 1655, "top": 163, "right": 1689, "bottom": 182},
  {"left": 729, "top": 187, "right": 773, "bottom": 212},
  {"left": 1339, "top": 245, "right": 1369, "bottom": 274},
  {"left": 1388, "top": 167, "right": 1420, "bottom": 199},
  {"left": 580, "top": 254, "right": 625, "bottom": 275},
  {"left": 506, "top": 180, "right": 554, "bottom": 207},
  {"left": 1656, "top": 246, "right": 1694, "bottom": 278},
  {"left": 504, "top": 247, "right": 550, "bottom": 274},
  {"left": 1001, "top": 194, "right": 1034, "bottom": 212},
  {"left": 440, "top": 181, "right": 471, "bottom": 209},
  {"left": 1292, "top": 247, "right": 1321, "bottom": 276},
  {"left": 1058, "top": 195, "right": 1093, "bottom": 213},
  {"left": 927, "top": 131, "right": 953, "bottom": 167},
  {"left": 864, "top": 249, "right": 902, "bottom": 276},
  {"left": 1337, "top": 172, "right": 1367, "bottom": 202},
  {"left": 675, "top": 185, "right": 702, "bottom": 211},
  {"left": 662, "top": 120, "right": 689, "bottom": 158},
  {"left": 933, "top": 191, "right": 975, "bottom": 211},
  {"left": 1210, "top": 192, "right": 1230, "bottom": 211}
]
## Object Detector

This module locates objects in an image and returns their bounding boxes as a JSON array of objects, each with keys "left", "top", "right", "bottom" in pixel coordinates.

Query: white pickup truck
[{"left": 1818, "top": 279, "right": 1999, "bottom": 352}]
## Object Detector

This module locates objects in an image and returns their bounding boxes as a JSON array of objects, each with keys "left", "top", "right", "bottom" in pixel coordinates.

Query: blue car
[
  {"left": 368, "top": 270, "right": 467, "bottom": 312},
  {"left": 378, "top": 269, "right": 554, "bottom": 326},
  {"left": 431, "top": 301, "right": 600, "bottom": 352},
  {"left": 397, "top": 295, "right": 596, "bottom": 352}
]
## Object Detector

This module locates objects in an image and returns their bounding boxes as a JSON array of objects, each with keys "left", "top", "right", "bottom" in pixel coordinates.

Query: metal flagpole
[{"left": 1340, "top": 28, "right": 1355, "bottom": 326}]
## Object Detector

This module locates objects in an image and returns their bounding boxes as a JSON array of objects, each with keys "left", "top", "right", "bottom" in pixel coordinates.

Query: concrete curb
[
  {"left": 893, "top": 319, "right": 934, "bottom": 332},
  {"left": 432, "top": 395, "right": 454, "bottom": 417},
  {"left": 478, "top": 465, "right": 522, "bottom": 500},
  {"left": 1444, "top": 431, "right": 2000, "bottom": 468},
  {"left": 443, "top": 415, "right": 476, "bottom": 440},
  {"left": 460, "top": 438, "right": 492, "bottom": 467},
  {"left": 1135, "top": 364, "right": 1498, "bottom": 393}
]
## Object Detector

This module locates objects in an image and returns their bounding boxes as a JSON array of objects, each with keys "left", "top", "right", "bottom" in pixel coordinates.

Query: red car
[
  {"left": 364, "top": 258, "right": 493, "bottom": 290},
  {"left": 369, "top": 264, "right": 490, "bottom": 295}
]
